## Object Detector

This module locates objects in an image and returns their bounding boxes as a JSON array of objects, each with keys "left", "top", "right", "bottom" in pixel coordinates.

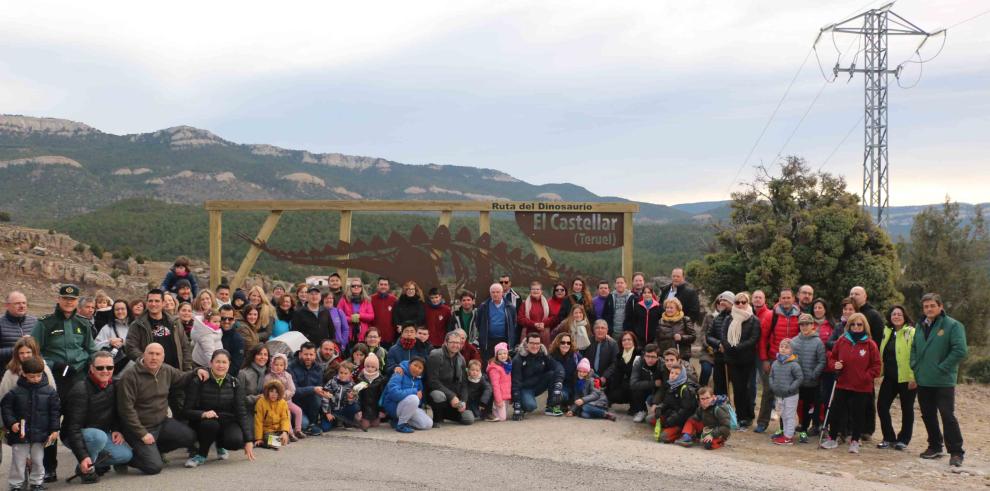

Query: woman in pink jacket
[
  {"left": 338, "top": 279, "right": 375, "bottom": 346},
  {"left": 486, "top": 342, "right": 513, "bottom": 421}
]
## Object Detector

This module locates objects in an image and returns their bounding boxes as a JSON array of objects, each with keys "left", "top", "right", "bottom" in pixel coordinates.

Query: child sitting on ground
[
  {"left": 486, "top": 342, "right": 512, "bottom": 422},
  {"left": 382, "top": 358, "right": 432, "bottom": 433},
  {"left": 569, "top": 358, "right": 615, "bottom": 421},
  {"left": 254, "top": 380, "right": 291, "bottom": 450},
  {"left": 357, "top": 353, "right": 387, "bottom": 430},
  {"left": 465, "top": 359, "right": 492, "bottom": 420},
  {"left": 321, "top": 361, "right": 361, "bottom": 430},
  {"left": 676, "top": 386, "right": 732, "bottom": 449},
  {"left": 769, "top": 338, "right": 803, "bottom": 445},
  {"left": 654, "top": 365, "right": 698, "bottom": 443},
  {"left": 790, "top": 314, "right": 826, "bottom": 441},
  {"left": 264, "top": 353, "right": 305, "bottom": 441},
  {"left": 2, "top": 358, "right": 60, "bottom": 490}
]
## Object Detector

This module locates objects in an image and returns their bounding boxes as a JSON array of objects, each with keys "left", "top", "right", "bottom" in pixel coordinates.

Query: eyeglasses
[
  {"left": 735, "top": 300, "right": 748, "bottom": 305},
  {"left": 643, "top": 354, "right": 659, "bottom": 359},
  {"left": 93, "top": 365, "right": 114, "bottom": 371},
  {"left": 554, "top": 288, "right": 565, "bottom": 292},
  {"left": 500, "top": 280, "right": 510, "bottom": 284},
  {"left": 848, "top": 322, "right": 864, "bottom": 327},
  {"left": 350, "top": 285, "right": 362, "bottom": 288},
  {"left": 221, "top": 317, "right": 235, "bottom": 322}
]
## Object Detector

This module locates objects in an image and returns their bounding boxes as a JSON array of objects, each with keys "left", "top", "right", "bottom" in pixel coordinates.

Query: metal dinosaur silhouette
[{"left": 240, "top": 225, "right": 588, "bottom": 298}]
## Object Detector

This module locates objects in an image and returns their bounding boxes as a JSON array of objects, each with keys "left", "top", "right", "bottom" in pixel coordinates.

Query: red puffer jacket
[{"left": 760, "top": 305, "right": 802, "bottom": 361}]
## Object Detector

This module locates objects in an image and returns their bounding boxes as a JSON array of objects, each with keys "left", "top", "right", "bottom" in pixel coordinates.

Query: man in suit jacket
[{"left": 659, "top": 268, "right": 702, "bottom": 323}]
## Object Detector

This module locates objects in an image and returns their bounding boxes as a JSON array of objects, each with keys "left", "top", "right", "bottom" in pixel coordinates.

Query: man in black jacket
[
  {"left": 659, "top": 268, "right": 702, "bottom": 325},
  {"left": 292, "top": 287, "right": 332, "bottom": 344},
  {"left": 583, "top": 320, "right": 619, "bottom": 384},
  {"left": 511, "top": 332, "right": 565, "bottom": 420},
  {"left": 629, "top": 344, "right": 663, "bottom": 422},
  {"left": 426, "top": 333, "right": 473, "bottom": 427},
  {"left": 62, "top": 352, "right": 132, "bottom": 483}
]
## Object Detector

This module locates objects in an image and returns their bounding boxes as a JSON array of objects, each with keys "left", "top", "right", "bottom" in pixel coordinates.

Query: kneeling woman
[{"left": 183, "top": 350, "right": 256, "bottom": 467}]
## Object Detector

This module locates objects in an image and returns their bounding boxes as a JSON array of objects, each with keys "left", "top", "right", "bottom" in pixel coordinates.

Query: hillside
[
  {"left": 51, "top": 198, "right": 714, "bottom": 282},
  {"left": 0, "top": 114, "right": 692, "bottom": 224}
]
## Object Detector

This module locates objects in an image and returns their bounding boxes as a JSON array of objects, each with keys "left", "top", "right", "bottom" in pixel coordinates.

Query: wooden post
[
  {"left": 478, "top": 211, "right": 491, "bottom": 236},
  {"left": 438, "top": 210, "right": 452, "bottom": 229},
  {"left": 209, "top": 211, "right": 222, "bottom": 290},
  {"left": 230, "top": 211, "right": 283, "bottom": 290},
  {"left": 622, "top": 212, "right": 634, "bottom": 281},
  {"left": 338, "top": 210, "right": 353, "bottom": 279}
]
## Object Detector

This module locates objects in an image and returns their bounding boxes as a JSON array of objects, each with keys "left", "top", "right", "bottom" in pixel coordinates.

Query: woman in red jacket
[
  {"left": 547, "top": 282, "right": 568, "bottom": 330},
  {"left": 820, "top": 312, "right": 881, "bottom": 454}
]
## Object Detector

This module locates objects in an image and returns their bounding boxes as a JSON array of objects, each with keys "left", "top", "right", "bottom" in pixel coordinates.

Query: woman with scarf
[
  {"left": 272, "top": 294, "right": 295, "bottom": 338},
  {"left": 655, "top": 297, "right": 696, "bottom": 361},
  {"left": 338, "top": 279, "right": 375, "bottom": 348},
  {"left": 357, "top": 352, "right": 387, "bottom": 430},
  {"left": 820, "top": 312, "right": 881, "bottom": 453},
  {"left": 824, "top": 297, "right": 857, "bottom": 431},
  {"left": 238, "top": 344, "right": 270, "bottom": 421},
  {"left": 605, "top": 331, "right": 640, "bottom": 409},
  {"left": 94, "top": 300, "right": 132, "bottom": 376},
  {"left": 703, "top": 291, "right": 735, "bottom": 396},
  {"left": 550, "top": 305, "right": 593, "bottom": 351},
  {"left": 558, "top": 277, "right": 596, "bottom": 325},
  {"left": 625, "top": 286, "right": 662, "bottom": 346},
  {"left": 720, "top": 292, "right": 761, "bottom": 429},
  {"left": 174, "top": 302, "right": 197, "bottom": 337}
]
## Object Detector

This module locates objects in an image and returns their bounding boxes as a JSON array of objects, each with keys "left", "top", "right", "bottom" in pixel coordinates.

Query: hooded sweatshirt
[
  {"left": 382, "top": 360, "right": 423, "bottom": 417},
  {"left": 769, "top": 353, "right": 803, "bottom": 397}
]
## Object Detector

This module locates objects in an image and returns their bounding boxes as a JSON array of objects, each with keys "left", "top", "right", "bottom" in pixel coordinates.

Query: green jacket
[
  {"left": 879, "top": 325, "right": 915, "bottom": 384},
  {"left": 910, "top": 312, "right": 967, "bottom": 388},
  {"left": 31, "top": 306, "right": 97, "bottom": 373}
]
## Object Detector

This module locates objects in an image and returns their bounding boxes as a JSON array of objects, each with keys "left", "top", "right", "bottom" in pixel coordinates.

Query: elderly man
[
  {"left": 583, "top": 320, "right": 619, "bottom": 385},
  {"left": 426, "top": 332, "right": 474, "bottom": 427},
  {"left": 659, "top": 268, "right": 701, "bottom": 325},
  {"left": 912, "top": 293, "right": 968, "bottom": 467},
  {"left": 62, "top": 351, "right": 133, "bottom": 483},
  {"left": 117, "top": 343, "right": 205, "bottom": 475},
  {"left": 32, "top": 284, "right": 96, "bottom": 482},
  {"left": 1, "top": 291, "right": 37, "bottom": 371},
  {"left": 477, "top": 282, "right": 517, "bottom": 363}
]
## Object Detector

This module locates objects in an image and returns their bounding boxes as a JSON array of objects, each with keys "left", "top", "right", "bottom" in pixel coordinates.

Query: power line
[
  {"left": 947, "top": 7, "right": 990, "bottom": 30},
  {"left": 770, "top": 80, "right": 829, "bottom": 164},
  {"left": 818, "top": 114, "right": 863, "bottom": 171}
]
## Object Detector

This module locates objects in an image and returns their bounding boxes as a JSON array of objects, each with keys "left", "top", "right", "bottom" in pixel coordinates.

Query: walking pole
[{"left": 817, "top": 378, "right": 838, "bottom": 449}]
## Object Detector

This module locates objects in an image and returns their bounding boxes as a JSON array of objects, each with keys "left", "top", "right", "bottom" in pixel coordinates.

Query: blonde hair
[{"left": 663, "top": 297, "right": 683, "bottom": 311}]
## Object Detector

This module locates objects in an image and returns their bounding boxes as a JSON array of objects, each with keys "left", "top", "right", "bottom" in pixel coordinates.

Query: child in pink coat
[{"left": 486, "top": 342, "right": 513, "bottom": 421}]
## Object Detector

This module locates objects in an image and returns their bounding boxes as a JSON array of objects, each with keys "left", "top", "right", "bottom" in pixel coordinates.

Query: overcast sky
[{"left": 2, "top": 0, "right": 988, "bottom": 205}]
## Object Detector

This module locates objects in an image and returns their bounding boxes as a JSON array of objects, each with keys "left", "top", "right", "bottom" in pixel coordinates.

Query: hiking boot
[
  {"left": 42, "top": 473, "right": 57, "bottom": 484},
  {"left": 754, "top": 424, "right": 767, "bottom": 434},
  {"left": 877, "top": 441, "right": 891, "bottom": 449},
  {"left": 920, "top": 447, "right": 944, "bottom": 459},
  {"left": 772, "top": 435, "right": 793, "bottom": 445},
  {"left": 894, "top": 442, "right": 908, "bottom": 451},
  {"left": 394, "top": 423, "right": 414, "bottom": 434},
  {"left": 632, "top": 411, "right": 646, "bottom": 423},
  {"left": 604, "top": 412, "right": 617, "bottom": 422},
  {"left": 184, "top": 455, "right": 207, "bottom": 468},
  {"left": 950, "top": 454, "right": 964, "bottom": 467},
  {"left": 676, "top": 434, "right": 694, "bottom": 447},
  {"left": 798, "top": 432, "right": 808, "bottom": 443},
  {"left": 820, "top": 437, "right": 838, "bottom": 449},
  {"left": 849, "top": 440, "right": 861, "bottom": 454}
]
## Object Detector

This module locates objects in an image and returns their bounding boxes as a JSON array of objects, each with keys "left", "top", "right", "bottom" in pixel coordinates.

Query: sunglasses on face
[
  {"left": 221, "top": 317, "right": 235, "bottom": 322},
  {"left": 848, "top": 322, "right": 864, "bottom": 327},
  {"left": 735, "top": 300, "right": 748, "bottom": 305},
  {"left": 560, "top": 341, "right": 572, "bottom": 345},
  {"left": 93, "top": 365, "right": 114, "bottom": 371},
  {"left": 554, "top": 288, "right": 565, "bottom": 292},
  {"left": 500, "top": 281, "right": 510, "bottom": 284}
]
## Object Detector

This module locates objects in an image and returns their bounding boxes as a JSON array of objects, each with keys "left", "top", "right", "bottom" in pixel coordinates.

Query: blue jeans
[
  {"left": 81, "top": 428, "right": 132, "bottom": 465},
  {"left": 699, "top": 361, "right": 713, "bottom": 387},
  {"left": 322, "top": 403, "right": 360, "bottom": 430},
  {"left": 517, "top": 371, "right": 556, "bottom": 412},
  {"left": 580, "top": 405, "right": 607, "bottom": 419}
]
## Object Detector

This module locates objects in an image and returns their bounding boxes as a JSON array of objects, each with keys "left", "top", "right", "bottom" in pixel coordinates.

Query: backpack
[{"left": 713, "top": 394, "right": 739, "bottom": 430}]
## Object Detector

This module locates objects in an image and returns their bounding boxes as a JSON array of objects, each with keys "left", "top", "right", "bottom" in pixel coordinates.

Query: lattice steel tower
[{"left": 821, "top": 2, "right": 933, "bottom": 226}]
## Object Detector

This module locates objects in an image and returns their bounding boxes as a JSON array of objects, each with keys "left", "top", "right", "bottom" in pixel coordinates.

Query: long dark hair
[
  {"left": 887, "top": 305, "right": 914, "bottom": 329},
  {"left": 111, "top": 299, "right": 133, "bottom": 325}
]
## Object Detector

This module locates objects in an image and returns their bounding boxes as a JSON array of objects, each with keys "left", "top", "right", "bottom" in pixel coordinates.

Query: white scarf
[
  {"left": 572, "top": 319, "right": 591, "bottom": 350},
  {"left": 524, "top": 295, "right": 550, "bottom": 320},
  {"left": 727, "top": 306, "right": 753, "bottom": 347}
]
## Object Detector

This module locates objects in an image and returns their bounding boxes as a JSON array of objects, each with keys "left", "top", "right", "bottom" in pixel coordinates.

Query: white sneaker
[
  {"left": 820, "top": 438, "right": 838, "bottom": 449},
  {"left": 849, "top": 440, "right": 861, "bottom": 454},
  {"left": 632, "top": 411, "right": 646, "bottom": 423}
]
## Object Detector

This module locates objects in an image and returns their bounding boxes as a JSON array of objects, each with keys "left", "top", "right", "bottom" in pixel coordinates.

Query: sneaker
[
  {"left": 920, "top": 447, "right": 944, "bottom": 459},
  {"left": 29, "top": 486, "right": 46, "bottom": 491},
  {"left": 113, "top": 465, "right": 128, "bottom": 474},
  {"left": 42, "top": 473, "right": 57, "bottom": 483},
  {"left": 485, "top": 414, "right": 500, "bottom": 422},
  {"left": 604, "top": 413, "right": 617, "bottom": 422},
  {"left": 770, "top": 429, "right": 783, "bottom": 438},
  {"left": 676, "top": 434, "right": 694, "bottom": 447},
  {"left": 394, "top": 423, "right": 414, "bottom": 434},
  {"left": 849, "top": 440, "right": 861, "bottom": 454},
  {"left": 807, "top": 426, "right": 820, "bottom": 437},
  {"left": 304, "top": 425, "right": 323, "bottom": 437},
  {"left": 820, "top": 437, "right": 839, "bottom": 449},
  {"left": 547, "top": 406, "right": 564, "bottom": 417},
  {"left": 877, "top": 441, "right": 891, "bottom": 449},
  {"left": 184, "top": 455, "right": 207, "bottom": 468},
  {"left": 216, "top": 447, "right": 229, "bottom": 461},
  {"left": 9, "top": 486, "right": 23, "bottom": 491},
  {"left": 772, "top": 435, "right": 793, "bottom": 445},
  {"left": 950, "top": 454, "right": 964, "bottom": 467},
  {"left": 894, "top": 442, "right": 908, "bottom": 451},
  {"left": 798, "top": 432, "right": 808, "bottom": 443},
  {"left": 632, "top": 411, "right": 646, "bottom": 423},
  {"left": 754, "top": 424, "right": 767, "bottom": 434},
  {"left": 432, "top": 420, "right": 442, "bottom": 429}
]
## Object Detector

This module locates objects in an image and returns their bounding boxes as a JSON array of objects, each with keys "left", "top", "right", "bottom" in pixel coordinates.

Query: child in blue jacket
[{"left": 381, "top": 358, "right": 433, "bottom": 433}]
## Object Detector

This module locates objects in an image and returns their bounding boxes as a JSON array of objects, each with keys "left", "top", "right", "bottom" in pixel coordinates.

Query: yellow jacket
[{"left": 254, "top": 397, "right": 291, "bottom": 440}]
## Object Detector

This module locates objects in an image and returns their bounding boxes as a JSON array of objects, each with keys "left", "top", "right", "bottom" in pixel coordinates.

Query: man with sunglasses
[
  {"left": 217, "top": 305, "right": 245, "bottom": 376},
  {"left": 498, "top": 275, "right": 520, "bottom": 309},
  {"left": 62, "top": 351, "right": 133, "bottom": 483}
]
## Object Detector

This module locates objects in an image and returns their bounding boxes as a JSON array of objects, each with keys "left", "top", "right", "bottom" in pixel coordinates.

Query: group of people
[{"left": 0, "top": 259, "right": 970, "bottom": 488}]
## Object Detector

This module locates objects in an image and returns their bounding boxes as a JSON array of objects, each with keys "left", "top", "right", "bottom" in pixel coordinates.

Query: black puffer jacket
[
  {"left": 655, "top": 380, "right": 698, "bottom": 428},
  {"left": 183, "top": 373, "right": 251, "bottom": 442},
  {"left": 393, "top": 296, "right": 426, "bottom": 329},
  {"left": 62, "top": 376, "right": 118, "bottom": 461},
  {"left": 705, "top": 311, "right": 732, "bottom": 361},
  {"left": 1, "top": 374, "right": 60, "bottom": 444},
  {"left": 357, "top": 372, "right": 387, "bottom": 418}
]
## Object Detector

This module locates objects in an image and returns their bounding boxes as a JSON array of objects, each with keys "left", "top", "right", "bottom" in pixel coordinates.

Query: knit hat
[
  {"left": 717, "top": 291, "right": 735, "bottom": 305},
  {"left": 494, "top": 342, "right": 509, "bottom": 355},
  {"left": 577, "top": 358, "right": 591, "bottom": 373},
  {"left": 798, "top": 313, "right": 814, "bottom": 325}
]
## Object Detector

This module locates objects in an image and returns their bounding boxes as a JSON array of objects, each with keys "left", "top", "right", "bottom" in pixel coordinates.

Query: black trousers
[
  {"left": 605, "top": 380, "right": 631, "bottom": 406},
  {"left": 917, "top": 386, "right": 964, "bottom": 455},
  {"left": 46, "top": 369, "right": 84, "bottom": 474},
  {"left": 828, "top": 389, "right": 870, "bottom": 441},
  {"left": 191, "top": 418, "right": 246, "bottom": 457},
  {"left": 124, "top": 418, "right": 197, "bottom": 475},
  {"left": 727, "top": 361, "right": 755, "bottom": 422},
  {"left": 877, "top": 377, "right": 916, "bottom": 445},
  {"left": 798, "top": 386, "right": 820, "bottom": 431},
  {"left": 712, "top": 359, "right": 728, "bottom": 396}
]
